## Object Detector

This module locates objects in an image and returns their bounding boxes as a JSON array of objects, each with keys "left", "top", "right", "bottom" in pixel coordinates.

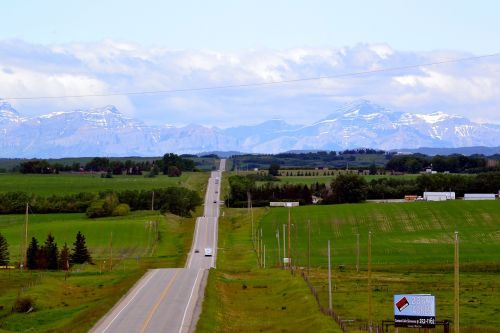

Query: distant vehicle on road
[
  {"left": 213, "top": 200, "right": 217, "bottom": 203},
  {"left": 204, "top": 248, "right": 213, "bottom": 256},
  {"left": 194, "top": 249, "right": 199, "bottom": 253}
]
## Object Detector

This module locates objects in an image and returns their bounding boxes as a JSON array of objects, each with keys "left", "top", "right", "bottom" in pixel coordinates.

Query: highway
[{"left": 90, "top": 159, "right": 225, "bottom": 333}]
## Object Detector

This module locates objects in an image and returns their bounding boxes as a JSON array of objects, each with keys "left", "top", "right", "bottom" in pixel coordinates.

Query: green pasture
[
  {"left": 0, "top": 172, "right": 208, "bottom": 196},
  {"left": 275, "top": 174, "right": 419, "bottom": 186},
  {"left": 196, "top": 207, "right": 340, "bottom": 333},
  {"left": 0, "top": 211, "right": 194, "bottom": 262},
  {"left": 0, "top": 211, "right": 196, "bottom": 332},
  {"left": 257, "top": 201, "right": 500, "bottom": 331}
]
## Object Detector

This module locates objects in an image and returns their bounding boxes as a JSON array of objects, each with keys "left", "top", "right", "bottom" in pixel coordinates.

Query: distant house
[
  {"left": 423, "top": 192, "right": 455, "bottom": 201},
  {"left": 312, "top": 195, "right": 322, "bottom": 204},
  {"left": 464, "top": 193, "right": 496, "bottom": 201}
]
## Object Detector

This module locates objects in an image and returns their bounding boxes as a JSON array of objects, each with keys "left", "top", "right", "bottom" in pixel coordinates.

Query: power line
[{"left": 3, "top": 52, "right": 500, "bottom": 101}]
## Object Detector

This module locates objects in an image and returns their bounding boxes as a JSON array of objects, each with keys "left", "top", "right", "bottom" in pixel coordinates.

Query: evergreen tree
[
  {"left": 58, "top": 242, "right": 70, "bottom": 271},
  {"left": 70, "top": 231, "right": 91, "bottom": 264},
  {"left": 43, "top": 233, "right": 59, "bottom": 270},
  {"left": 26, "top": 237, "right": 39, "bottom": 269},
  {"left": 0, "top": 233, "right": 9, "bottom": 266}
]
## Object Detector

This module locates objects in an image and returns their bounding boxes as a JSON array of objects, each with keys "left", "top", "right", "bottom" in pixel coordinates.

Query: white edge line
[
  {"left": 101, "top": 269, "right": 159, "bottom": 333},
  {"left": 212, "top": 216, "right": 217, "bottom": 268},
  {"left": 178, "top": 269, "right": 203, "bottom": 333}
]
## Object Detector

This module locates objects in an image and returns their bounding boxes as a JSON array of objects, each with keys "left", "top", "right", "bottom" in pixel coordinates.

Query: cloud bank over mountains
[{"left": 1, "top": 40, "right": 500, "bottom": 127}]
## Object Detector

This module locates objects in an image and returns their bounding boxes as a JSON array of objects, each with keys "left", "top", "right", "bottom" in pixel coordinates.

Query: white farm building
[
  {"left": 423, "top": 192, "right": 455, "bottom": 201},
  {"left": 464, "top": 193, "right": 496, "bottom": 200}
]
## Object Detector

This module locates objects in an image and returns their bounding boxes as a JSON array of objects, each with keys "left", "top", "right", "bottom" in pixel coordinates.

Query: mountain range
[{"left": 1, "top": 99, "right": 499, "bottom": 158}]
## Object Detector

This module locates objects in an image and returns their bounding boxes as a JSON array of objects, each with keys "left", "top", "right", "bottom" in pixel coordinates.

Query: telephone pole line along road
[{"left": 91, "top": 160, "right": 225, "bottom": 333}]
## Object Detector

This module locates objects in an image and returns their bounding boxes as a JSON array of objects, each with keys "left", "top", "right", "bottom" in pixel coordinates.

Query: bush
[
  {"left": 86, "top": 200, "right": 108, "bottom": 218},
  {"left": 13, "top": 296, "right": 34, "bottom": 313},
  {"left": 112, "top": 203, "right": 130, "bottom": 216}
]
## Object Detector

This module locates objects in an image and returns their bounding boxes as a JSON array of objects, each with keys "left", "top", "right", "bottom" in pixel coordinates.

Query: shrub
[
  {"left": 13, "top": 296, "right": 34, "bottom": 313},
  {"left": 86, "top": 200, "right": 108, "bottom": 218},
  {"left": 112, "top": 203, "right": 130, "bottom": 216}
]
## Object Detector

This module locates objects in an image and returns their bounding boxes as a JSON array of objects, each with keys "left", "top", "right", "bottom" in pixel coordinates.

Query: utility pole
[
  {"left": 263, "top": 244, "right": 266, "bottom": 268},
  {"left": 454, "top": 231, "right": 460, "bottom": 333},
  {"left": 328, "top": 240, "right": 332, "bottom": 311},
  {"left": 294, "top": 222, "right": 298, "bottom": 270},
  {"left": 109, "top": 232, "right": 113, "bottom": 271},
  {"left": 308, "top": 219, "right": 311, "bottom": 276},
  {"left": 368, "top": 231, "right": 373, "bottom": 331},
  {"left": 276, "top": 229, "right": 281, "bottom": 269},
  {"left": 356, "top": 233, "right": 360, "bottom": 273},
  {"left": 260, "top": 228, "right": 263, "bottom": 267},
  {"left": 248, "top": 192, "right": 254, "bottom": 246},
  {"left": 283, "top": 224, "right": 286, "bottom": 268},
  {"left": 288, "top": 206, "right": 291, "bottom": 270}
]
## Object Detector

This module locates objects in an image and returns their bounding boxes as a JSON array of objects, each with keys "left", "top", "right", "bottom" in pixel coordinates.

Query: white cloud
[{"left": 1, "top": 40, "right": 500, "bottom": 125}]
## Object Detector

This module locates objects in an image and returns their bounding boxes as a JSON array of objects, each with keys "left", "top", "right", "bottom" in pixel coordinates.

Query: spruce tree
[
  {"left": 0, "top": 233, "right": 9, "bottom": 266},
  {"left": 44, "top": 233, "right": 59, "bottom": 270},
  {"left": 58, "top": 242, "right": 70, "bottom": 270},
  {"left": 70, "top": 231, "right": 91, "bottom": 264},
  {"left": 26, "top": 237, "right": 39, "bottom": 269}
]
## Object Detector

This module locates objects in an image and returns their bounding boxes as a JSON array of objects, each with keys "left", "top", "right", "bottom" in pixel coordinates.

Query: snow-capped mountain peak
[
  {"left": 0, "top": 100, "right": 23, "bottom": 124},
  {"left": 0, "top": 100, "right": 498, "bottom": 157},
  {"left": 415, "top": 111, "right": 463, "bottom": 124}
]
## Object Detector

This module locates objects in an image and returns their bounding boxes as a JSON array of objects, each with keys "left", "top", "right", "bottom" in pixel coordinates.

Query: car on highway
[
  {"left": 194, "top": 249, "right": 199, "bottom": 253},
  {"left": 204, "top": 247, "right": 213, "bottom": 256}
]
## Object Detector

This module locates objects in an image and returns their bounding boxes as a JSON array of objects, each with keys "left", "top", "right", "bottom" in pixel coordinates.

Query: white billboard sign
[{"left": 394, "top": 294, "right": 435, "bottom": 328}]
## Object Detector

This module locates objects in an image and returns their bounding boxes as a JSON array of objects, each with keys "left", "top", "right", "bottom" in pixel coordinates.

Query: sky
[{"left": 1, "top": 0, "right": 500, "bottom": 126}]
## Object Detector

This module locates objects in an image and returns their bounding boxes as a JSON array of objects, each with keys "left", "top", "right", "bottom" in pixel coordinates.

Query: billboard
[{"left": 394, "top": 294, "right": 435, "bottom": 328}]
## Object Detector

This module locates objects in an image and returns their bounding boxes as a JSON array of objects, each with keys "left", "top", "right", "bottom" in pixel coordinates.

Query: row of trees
[
  {"left": 0, "top": 231, "right": 91, "bottom": 269},
  {"left": 385, "top": 154, "right": 492, "bottom": 173},
  {"left": 316, "top": 172, "right": 500, "bottom": 203},
  {"left": 366, "top": 172, "right": 500, "bottom": 199},
  {"left": 227, "top": 174, "right": 312, "bottom": 207},
  {"left": 17, "top": 153, "right": 198, "bottom": 175},
  {"left": 228, "top": 172, "right": 500, "bottom": 206},
  {"left": 0, "top": 187, "right": 202, "bottom": 217}
]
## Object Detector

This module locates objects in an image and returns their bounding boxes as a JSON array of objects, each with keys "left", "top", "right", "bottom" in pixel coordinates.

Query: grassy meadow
[
  {"left": 196, "top": 207, "right": 340, "bottom": 333},
  {"left": 0, "top": 172, "right": 209, "bottom": 196},
  {"left": 275, "top": 173, "right": 419, "bottom": 186},
  {"left": 0, "top": 210, "right": 197, "bottom": 332},
  {"left": 257, "top": 201, "right": 500, "bottom": 332}
]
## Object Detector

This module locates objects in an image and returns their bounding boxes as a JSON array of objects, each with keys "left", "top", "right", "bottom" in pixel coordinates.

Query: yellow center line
[{"left": 140, "top": 269, "right": 181, "bottom": 333}]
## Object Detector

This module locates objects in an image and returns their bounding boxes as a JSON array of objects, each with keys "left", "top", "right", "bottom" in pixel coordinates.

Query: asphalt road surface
[{"left": 91, "top": 159, "right": 225, "bottom": 333}]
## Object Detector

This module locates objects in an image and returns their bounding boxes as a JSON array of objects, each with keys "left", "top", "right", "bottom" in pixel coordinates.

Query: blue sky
[
  {"left": 4, "top": 0, "right": 500, "bottom": 52},
  {"left": 1, "top": 1, "right": 500, "bottom": 126}
]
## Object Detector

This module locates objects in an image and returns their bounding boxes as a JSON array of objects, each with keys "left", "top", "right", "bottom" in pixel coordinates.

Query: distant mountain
[
  {"left": 0, "top": 99, "right": 499, "bottom": 157},
  {"left": 393, "top": 146, "right": 500, "bottom": 156}
]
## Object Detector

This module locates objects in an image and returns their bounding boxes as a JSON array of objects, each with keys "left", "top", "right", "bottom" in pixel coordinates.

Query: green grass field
[
  {"left": 0, "top": 172, "right": 208, "bottom": 196},
  {"left": 275, "top": 174, "right": 419, "bottom": 186},
  {"left": 0, "top": 210, "right": 197, "bottom": 332},
  {"left": 257, "top": 201, "right": 500, "bottom": 332},
  {"left": 196, "top": 207, "right": 340, "bottom": 333}
]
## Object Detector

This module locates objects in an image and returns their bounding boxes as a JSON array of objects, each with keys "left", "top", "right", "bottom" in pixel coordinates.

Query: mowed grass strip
[
  {"left": 196, "top": 207, "right": 341, "bottom": 333},
  {"left": 0, "top": 211, "right": 196, "bottom": 332},
  {"left": 258, "top": 201, "right": 500, "bottom": 331},
  {"left": 0, "top": 172, "right": 208, "bottom": 196}
]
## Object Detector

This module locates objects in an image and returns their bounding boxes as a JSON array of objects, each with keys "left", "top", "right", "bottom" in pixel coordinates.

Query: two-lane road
[{"left": 91, "top": 160, "right": 225, "bottom": 333}]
